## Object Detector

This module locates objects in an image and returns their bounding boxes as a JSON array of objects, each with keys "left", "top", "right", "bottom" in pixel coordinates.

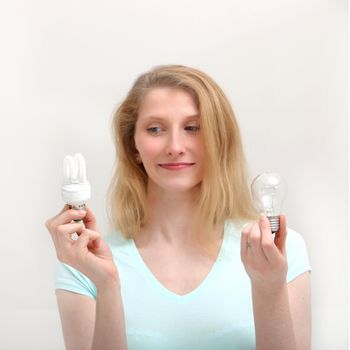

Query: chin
[
  {"left": 147, "top": 175, "right": 202, "bottom": 192},
  {"left": 159, "top": 181, "right": 202, "bottom": 193}
]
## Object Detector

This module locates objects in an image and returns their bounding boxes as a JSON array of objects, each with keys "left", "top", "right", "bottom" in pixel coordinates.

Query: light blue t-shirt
[{"left": 54, "top": 220, "right": 312, "bottom": 350}]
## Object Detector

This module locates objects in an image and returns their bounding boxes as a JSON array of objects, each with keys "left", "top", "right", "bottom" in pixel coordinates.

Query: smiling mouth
[
  {"left": 159, "top": 163, "right": 195, "bottom": 166},
  {"left": 158, "top": 163, "right": 195, "bottom": 170}
]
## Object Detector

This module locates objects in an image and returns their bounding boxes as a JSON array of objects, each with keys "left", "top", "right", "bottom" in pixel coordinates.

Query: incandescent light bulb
[{"left": 251, "top": 172, "right": 287, "bottom": 234}]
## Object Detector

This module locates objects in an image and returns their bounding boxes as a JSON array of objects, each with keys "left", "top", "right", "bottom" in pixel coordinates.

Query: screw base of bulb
[
  {"left": 69, "top": 203, "right": 86, "bottom": 224},
  {"left": 267, "top": 215, "right": 280, "bottom": 233}
]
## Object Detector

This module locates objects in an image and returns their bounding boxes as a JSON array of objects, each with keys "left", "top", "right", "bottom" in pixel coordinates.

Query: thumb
[
  {"left": 274, "top": 214, "right": 287, "bottom": 255},
  {"left": 82, "top": 204, "right": 99, "bottom": 231}
]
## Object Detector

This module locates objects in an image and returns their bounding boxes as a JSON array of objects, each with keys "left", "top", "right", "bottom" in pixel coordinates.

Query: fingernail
[
  {"left": 78, "top": 210, "right": 86, "bottom": 215},
  {"left": 242, "top": 222, "right": 252, "bottom": 233},
  {"left": 242, "top": 222, "right": 249, "bottom": 230}
]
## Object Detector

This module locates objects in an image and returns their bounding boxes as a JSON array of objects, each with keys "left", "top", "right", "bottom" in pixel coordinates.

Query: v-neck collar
[{"left": 129, "top": 221, "right": 230, "bottom": 302}]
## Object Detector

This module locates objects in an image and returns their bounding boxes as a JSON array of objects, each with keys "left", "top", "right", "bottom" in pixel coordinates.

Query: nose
[{"left": 165, "top": 129, "right": 185, "bottom": 157}]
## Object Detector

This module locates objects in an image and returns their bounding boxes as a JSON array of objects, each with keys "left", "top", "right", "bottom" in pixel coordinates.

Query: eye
[
  {"left": 147, "top": 127, "right": 162, "bottom": 133},
  {"left": 146, "top": 125, "right": 200, "bottom": 134},
  {"left": 185, "top": 125, "right": 200, "bottom": 132}
]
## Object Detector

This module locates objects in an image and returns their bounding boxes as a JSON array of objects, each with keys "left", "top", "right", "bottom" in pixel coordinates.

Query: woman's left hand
[{"left": 240, "top": 214, "right": 288, "bottom": 292}]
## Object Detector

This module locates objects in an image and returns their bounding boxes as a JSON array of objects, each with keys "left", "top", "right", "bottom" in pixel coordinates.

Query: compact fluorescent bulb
[{"left": 61, "top": 153, "right": 91, "bottom": 226}]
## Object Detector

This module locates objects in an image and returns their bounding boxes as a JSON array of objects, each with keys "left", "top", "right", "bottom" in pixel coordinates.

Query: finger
[
  {"left": 249, "top": 222, "right": 265, "bottom": 258},
  {"left": 51, "top": 209, "right": 87, "bottom": 228},
  {"left": 240, "top": 222, "right": 253, "bottom": 260},
  {"left": 259, "top": 213, "right": 278, "bottom": 262},
  {"left": 50, "top": 223, "right": 85, "bottom": 256},
  {"left": 87, "top": 234, "right": 101, "bottom": 250},
  {"left": 55, "top": 204, "right": 70, "bottom": 216},
  {"left": 45, "top": 204, "right": 70, "bottom": 228},
  {"left": 82, "top": 204, "right": 98, "bottom": 231},
  {"left": 74, "top": 228, "right": 101, "bottom": 251},
  {"left": 56, "top": 222, "right": 86, "bottom": 241},
  {"left": 274, "top": 214, "right": 287, "bottom": 256}
]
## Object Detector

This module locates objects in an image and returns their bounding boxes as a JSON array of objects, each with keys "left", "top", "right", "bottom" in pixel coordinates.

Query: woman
[{"left": 45, "top": 64, "right": 312, "bottom": 350}]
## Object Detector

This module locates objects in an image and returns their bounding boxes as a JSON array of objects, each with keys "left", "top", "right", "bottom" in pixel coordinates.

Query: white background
[{"left": 0, "top": 0, "right": 347, "bottom": 349}]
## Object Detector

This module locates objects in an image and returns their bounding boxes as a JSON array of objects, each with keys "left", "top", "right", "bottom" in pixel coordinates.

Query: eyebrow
[{"left": 141, "top": 114, "right": 200, "bottom": 122}]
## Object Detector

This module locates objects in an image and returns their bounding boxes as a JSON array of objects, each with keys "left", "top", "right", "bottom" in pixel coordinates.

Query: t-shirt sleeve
[
  {"left": 285, "top": 228, "right": 312, "bottom": 283},
  {"left": 54, "top": 258, "right": 97, "bottom": 300}
]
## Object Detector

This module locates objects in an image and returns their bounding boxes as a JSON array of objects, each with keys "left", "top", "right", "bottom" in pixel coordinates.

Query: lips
[
  {"left": 159, "top": 163, "right": 194, "bottom": 166},
  {"left": 158, "top": 162, "right": 195, "bottom": 170}
]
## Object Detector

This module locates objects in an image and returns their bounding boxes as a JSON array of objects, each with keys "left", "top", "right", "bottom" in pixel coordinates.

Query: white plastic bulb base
[{"left": 61, "top": 183, "right": 91, "bottom": 207}]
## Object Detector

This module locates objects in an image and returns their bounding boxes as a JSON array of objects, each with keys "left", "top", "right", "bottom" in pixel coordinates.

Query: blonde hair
[{"left": 106, "top": 64, "right": 258, "bottom": 258}]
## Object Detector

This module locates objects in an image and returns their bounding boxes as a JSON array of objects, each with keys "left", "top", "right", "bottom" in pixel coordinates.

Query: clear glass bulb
[{"left": 251, "top": 172, "right": 287, "bottom": 233}]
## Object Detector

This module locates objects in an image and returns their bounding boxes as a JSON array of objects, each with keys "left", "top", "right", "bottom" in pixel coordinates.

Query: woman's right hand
[{"left": 45, "top": 204, "right": 120, "bottom": 290}]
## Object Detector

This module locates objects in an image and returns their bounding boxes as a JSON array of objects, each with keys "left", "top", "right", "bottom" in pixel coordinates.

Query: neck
[{"left": 137, "top": 181, "right": 223, "bottom": 249}]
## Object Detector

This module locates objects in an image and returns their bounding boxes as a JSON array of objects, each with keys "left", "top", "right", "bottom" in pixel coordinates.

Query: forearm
[
  {"left": 252, "top": 283, "right": 296, "bottom": 350},
  {"left": 92, "top": 282, "right": 128, "bottom": 350}
]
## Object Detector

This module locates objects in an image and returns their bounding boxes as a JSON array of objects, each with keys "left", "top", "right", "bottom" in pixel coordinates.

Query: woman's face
[{"left": 134, "top": 87, "right": 205, "bottom": 194}]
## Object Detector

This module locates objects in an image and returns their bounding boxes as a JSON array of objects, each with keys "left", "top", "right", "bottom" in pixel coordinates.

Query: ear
[
  {"left": 131, "top": 136, "right": 138, "bottom": 152},
  {"left": 135, "top": 153, "right": 142, "bottom": 163}
]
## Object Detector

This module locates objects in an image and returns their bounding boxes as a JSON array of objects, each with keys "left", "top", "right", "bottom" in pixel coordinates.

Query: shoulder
[
  {"left": 285, "top": 227, "right": 309, "bottom": 251},
  {"left": 104, "top": 230, "right": 130, "bottom": 246},
  {"left": 103, "top": 230, "right": 134, "bottom": 259},
  {"left": 284, "top": 227, "right": 312, "bottom": 282}
]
